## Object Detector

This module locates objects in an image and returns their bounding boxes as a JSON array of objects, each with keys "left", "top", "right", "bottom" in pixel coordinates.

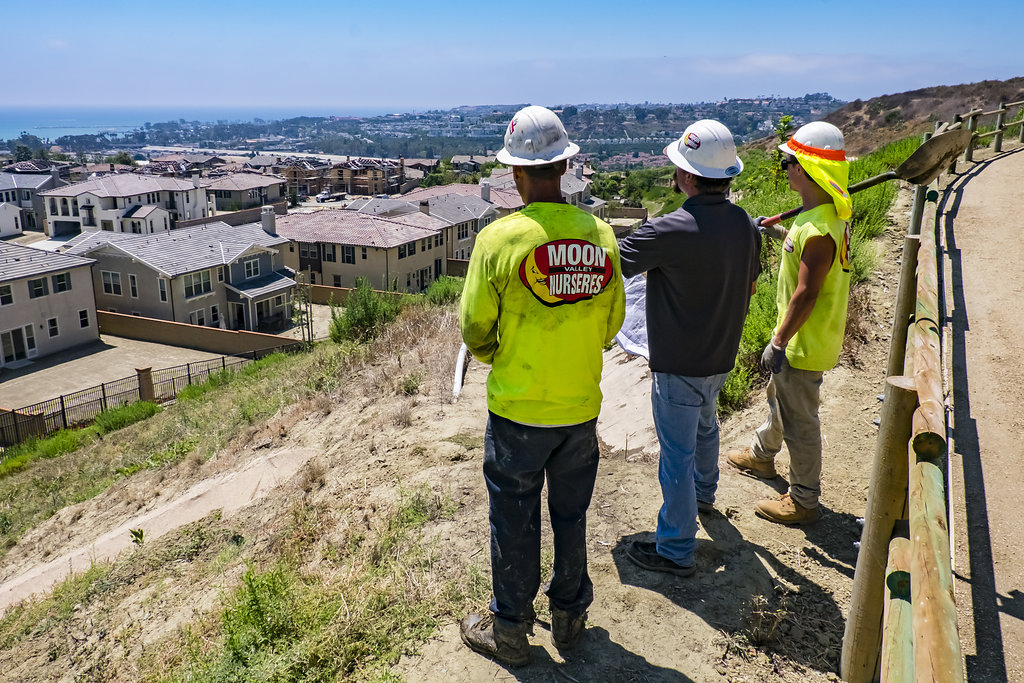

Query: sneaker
[
  {"left": 460, "top": 613, "right": 531, "bottom": 667},
  {"left": 754, "top": 493, "right": 821, "bottom": 525},
  {"left": 625, "top": 540, "right": 696, "bottom": 577},
  {"left": 696, "top": 499, "right": 715, "bottom": 514},
  {"left": 726, "top": 447, "right": 778, "bottom": 480},
  {"left": 550, "top": 608, "right": 586, "bottom": 650}
]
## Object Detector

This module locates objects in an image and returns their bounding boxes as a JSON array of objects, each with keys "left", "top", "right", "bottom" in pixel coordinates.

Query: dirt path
[
  {"left": 943, "top": 143, "right": 1024, "bottom": 682},
  {"left": 0, "top": 447, "right": 315, "bottom": 615}
]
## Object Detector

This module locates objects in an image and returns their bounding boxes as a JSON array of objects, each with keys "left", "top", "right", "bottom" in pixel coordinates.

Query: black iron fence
[{"left": 0, "top": 341, "right": 303, "bottom": 451}]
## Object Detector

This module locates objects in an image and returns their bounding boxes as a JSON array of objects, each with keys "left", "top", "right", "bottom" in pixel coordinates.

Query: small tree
[
  {"left": 14, "top": 144, "right": 32, "bottom": 162},
  {"left": 771, "top": 115, "right": 794, "bottom": 189},
  {"left": 329, "top": 277, "right": 400, "bottom": 342}
]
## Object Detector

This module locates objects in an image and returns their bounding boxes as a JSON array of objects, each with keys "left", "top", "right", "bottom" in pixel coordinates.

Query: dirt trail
[
  {"left": 943, "top": 144, "right": 1024, "bottom": 682},
  {"left": 0, "top": 447, "right": 315, "bottom": 616}
]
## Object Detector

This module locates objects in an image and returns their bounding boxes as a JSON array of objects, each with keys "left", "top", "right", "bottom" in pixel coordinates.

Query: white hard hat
[
  {"left": 496, "top": 106, "right": 579, "bottom": 166},
  {"left": 779, "top": 121, "right": 845, "bottom": 157},
  {"left": 664, "top": 120, "right": 743, "bottom": 179}
]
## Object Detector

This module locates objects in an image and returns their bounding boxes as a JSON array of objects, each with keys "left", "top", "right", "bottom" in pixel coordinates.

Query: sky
[{"left": 11, "top": 0, "right": 1024, "bottom": 112}]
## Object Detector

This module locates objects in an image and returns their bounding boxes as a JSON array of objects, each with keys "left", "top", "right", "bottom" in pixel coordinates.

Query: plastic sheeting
[{"left": 613, "top": 274, "right": 649, "bottom": 359}]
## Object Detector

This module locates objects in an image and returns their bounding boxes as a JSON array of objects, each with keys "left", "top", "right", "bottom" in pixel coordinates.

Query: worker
[
  {"left": 727, "top": 120, "right": 852, "bottom": 525},
  {"left": 458, "top": 105, "right": 625, "bottom": 666},
  {"left": 618, "top": 120, "right": 761, "bottom": 576}
]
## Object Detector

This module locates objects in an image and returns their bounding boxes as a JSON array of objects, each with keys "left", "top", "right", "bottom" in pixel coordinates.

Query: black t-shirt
[{"left": 618, "top": 193, "right": 761, "bottom": 377}]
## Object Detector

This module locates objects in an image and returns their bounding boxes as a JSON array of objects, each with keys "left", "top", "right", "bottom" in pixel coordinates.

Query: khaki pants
[{"left": 749, "top": 360, "right": 825, "bottom": 509}]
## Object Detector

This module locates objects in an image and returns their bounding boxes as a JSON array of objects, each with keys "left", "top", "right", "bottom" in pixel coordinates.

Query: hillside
[{"left": 825, "top": 76, "right": 1024, "bottom": 154}]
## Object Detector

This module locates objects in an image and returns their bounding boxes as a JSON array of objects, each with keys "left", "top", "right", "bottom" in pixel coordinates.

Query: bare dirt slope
[
  {"left": 943, "top": 143, "right": 1024, "bottom": 682},
  {"left": 0, "top": 195, "right": 915, "bottom": 681}
]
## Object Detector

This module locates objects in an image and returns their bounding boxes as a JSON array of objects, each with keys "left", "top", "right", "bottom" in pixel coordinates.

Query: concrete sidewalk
[{"left": 0, "top": 336, "right": 223, "bottom": 408}]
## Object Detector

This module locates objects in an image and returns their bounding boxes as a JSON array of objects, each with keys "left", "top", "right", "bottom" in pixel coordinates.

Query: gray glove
[
  {"left": 756, "top": 216, "right": 787, "bottom": 242},
  {"left": 760, "top": 341, "right": 787, "bottom": 374}
]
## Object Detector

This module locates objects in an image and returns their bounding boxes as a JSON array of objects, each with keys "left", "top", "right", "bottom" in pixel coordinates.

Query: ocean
[{"left": 0, "top": 106, "right": 399, "bottom": 143}]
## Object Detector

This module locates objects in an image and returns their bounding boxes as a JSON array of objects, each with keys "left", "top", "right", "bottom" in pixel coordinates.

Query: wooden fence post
[
  {"left": 841, "top": 376, "right": 919, "bottom": 682},
  {"left": 1019, "top": 105, "right": 1024, "bottom": 143},
  {"left": 10, "top": 409, "right": 20, "bottom": 444},
  {"left": 886, "top": 235, "right": 921, "bottom": 379},
  {"left": 963, "top": 113, "right": 977, "bottom": 162},
  {"left": 994, "top": 101, "right": 1006, "bottom": 153},
  {"left": 880, "top": 534, "right": 914, "bottom": 682},
  {"left": 136, "top": 367, "right": 155, "bottom": 402}
]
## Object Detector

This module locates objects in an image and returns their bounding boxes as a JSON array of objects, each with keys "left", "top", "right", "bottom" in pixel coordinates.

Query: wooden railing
[{"left": 840, "top": 99, "right": 1020, "bottom": 682}]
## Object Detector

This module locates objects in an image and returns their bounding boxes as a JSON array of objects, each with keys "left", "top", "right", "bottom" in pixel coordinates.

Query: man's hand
[
  {"left": 760, "top": 341, "right": 787, "bottom": 374},
  {"left": 756, "top": 216, "right": 787, "bottom": 242}
]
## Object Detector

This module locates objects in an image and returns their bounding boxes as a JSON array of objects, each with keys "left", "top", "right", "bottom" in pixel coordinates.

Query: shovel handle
[{"left": 760, "top": 171, "right": 899, "bottom": 228}]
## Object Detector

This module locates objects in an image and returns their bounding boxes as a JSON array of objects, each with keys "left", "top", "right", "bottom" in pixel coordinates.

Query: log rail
[{"left": 839, "top": 97, "right": 1019, "bottom": 682}]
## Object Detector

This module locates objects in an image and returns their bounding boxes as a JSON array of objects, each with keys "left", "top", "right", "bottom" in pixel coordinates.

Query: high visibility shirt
[
  {"left": 459, "top": 202, "right": 625, "bottom": 425},
  {"left": 776, "top": 203, "right": 852, "bottom": 371}
]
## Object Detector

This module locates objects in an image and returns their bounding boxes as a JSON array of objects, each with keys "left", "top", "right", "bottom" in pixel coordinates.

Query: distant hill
[{"left": 825, "top": 77, "right": 1024, "bottom": 154}]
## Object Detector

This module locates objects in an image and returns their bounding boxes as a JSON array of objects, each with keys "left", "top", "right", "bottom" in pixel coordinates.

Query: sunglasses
[{"left": 780, "top": 156, "right": 799, "bottom": 170}]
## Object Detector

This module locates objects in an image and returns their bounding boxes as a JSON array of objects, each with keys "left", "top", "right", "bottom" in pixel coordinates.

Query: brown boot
[
  {"left": 460, "top": 613, "right": 531, "bottom": 667},
  {"left": 550, "top": 608, "right": 587, "bottom": 650},
  {"left": 726, "top": 447, "right": 778, "bottom": 480},
  {"left": 755, "top": 493, "right": 820, "bottom": 525}
]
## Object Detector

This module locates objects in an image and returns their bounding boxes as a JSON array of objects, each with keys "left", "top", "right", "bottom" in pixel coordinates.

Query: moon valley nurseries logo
[{"left": 519, "top": 239, "right": 614, "bottom": 306}]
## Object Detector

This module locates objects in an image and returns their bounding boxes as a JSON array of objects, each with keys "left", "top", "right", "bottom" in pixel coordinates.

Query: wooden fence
[{"left": 841, "top": 100, "right": 1023, "bottom": 681}]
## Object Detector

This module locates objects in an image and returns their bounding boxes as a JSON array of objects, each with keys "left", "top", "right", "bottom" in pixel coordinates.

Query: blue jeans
[
  {"left": 483, "top": 412, "right": 600, "bottom": 628},
  {"left": 651, "top": 371, "right": 730, "bottom": 566}
]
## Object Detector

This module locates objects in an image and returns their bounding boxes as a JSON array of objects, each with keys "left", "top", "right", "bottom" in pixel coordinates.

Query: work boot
[
  {"left": 460, "top": 613, "right": 531, "bottom": 667},
  {"left": 726, "top": 447, "right": 778, "bottom": 480},
  {"left": 696, "top": 499, "right": 715, "bottom": 514},
  {"left": 754, "top": 493, "right": 820, "bottom": 525},
  {"left": 550, "top": 608, "right": 587, "bottom": 650},
  {"left": 625, "top": 540, "right": 696, "bottom": 577}
]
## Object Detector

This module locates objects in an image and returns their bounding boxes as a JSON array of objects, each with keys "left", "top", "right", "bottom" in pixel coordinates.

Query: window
[
  {"left": 28, "top": 277, "right": 49, "bottom": 298},
  {"left": 72, "top": 199, "right": 79, "bottom": 216},
  {"left": 0, "top": 284, "right": 12, "bottom": 306},
  {"left": 47, "top": 317, "right": 59, "bottom": 337},
  {"left": 49, "top": 198, "right": 57, "bottom": 215},
  {"left": 51, "top": 272, "right": 72, "bottom": 293},
  {"left": 322, "top": 244, "right": 336, "bottom": 262},
  {"left": 79, "top": 309, "right": 89, "bottom": 327},
  {"left": 299, "top": 243, "right": 317, "bottom": 259},
  {"left": 210, "top": 305, "right": 220, "bottom": 326},
  {"left": 333, "top": 275, "right": 341, "bottom": 287},
  {"left": 458, "top": 224, "right": 469, "bottom": 240},
  {"left": 408, "top": 240, "right": 416, "bottom": 255},
  {"left": 398, "top": 245, "right": 406, "bottom": 259},
  {"left": 217, "top": 266, "right": 224, "bottom": 282},
  {"left": 421, "top": 239, "right": 427, "bottom": 251},
  {"left": 129, "top": 274, "right": 138, "bottom": 298},
  {"left": 60, "top": 198, "right": 69, "bottom": 216},
  {"left": 244, "top": 259, "right": 260, "bottom": 279},
  {"left": 189, "top": 309, "right": 206, "bottom": 326},
  {"left": 361, "top": 247, "right": 367, "bottom": 260},
  {"left": 341, "top": 246, "right": 355, "bottom": 264},
  {"left": 158, "top": 278, "right": 168, "bottom": 302},
  {"left": 434, "top": 234, "right": 442, "bottom": 247},
  {"left": 101, "top": 271, "right": 122, "bottom": 295},
  {"left": 273, "top": 295, "right": 284, "bottom": 307},
  {"left": 183, "top": 270, "right": 211, "bottom": 298}
]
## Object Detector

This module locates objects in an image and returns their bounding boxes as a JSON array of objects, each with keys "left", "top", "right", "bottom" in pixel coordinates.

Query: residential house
[
  {"left": 3, "top": 159, "right": 72, "bottom": 180},
  {"left": 150, "top": 154, "right": 226, "bottom": 170},
  {"left": 403, "top": 158, "right": 440, "bottom": 175},
  {"left": 275, "top": 209, "right": 449, "bottom": 292},
  {"left": 329, "top": 157, "right": 404, "bottom": 196},
  {"left": 0, "top": 169, "right": 65, "bottom": 236},
  {"left": 68, "top": 163, "right": 135, "bottom": 182},
  {"left": 61, "top": 211, "right": 295, "bottom": 332},
  {"left": 348, "top": 192, "right": 497, "bottom": 260},
  {"left": 273, "top": 157, "right": 331, "bottom": 198},
  {"left": 204, "top": 173, "right": 286, "bottom": 212},
  {"left": 39, "top": 175, "right": 209, "bottom": 237},
  {"left": 450, "top": 154, "right": 496, "bottom": 172},
  {"left": 0, "top": 242, "right": 99, "bottom": 369},
  {"left": 401, "top": 180, "right": 524, "bottom": 218}
]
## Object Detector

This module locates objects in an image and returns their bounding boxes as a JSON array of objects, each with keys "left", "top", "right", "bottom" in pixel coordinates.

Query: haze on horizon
[{"left": 16, "top": 0, "right": 1024, "bottom": 112}]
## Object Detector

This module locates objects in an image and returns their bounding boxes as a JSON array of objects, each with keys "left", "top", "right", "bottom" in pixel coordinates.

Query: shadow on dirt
[
  {"left": 612, "top": 512, "right": 847, "bottom": 675},
  {"left": 488, "top": 624, "right": 697, "bottom": 682}
]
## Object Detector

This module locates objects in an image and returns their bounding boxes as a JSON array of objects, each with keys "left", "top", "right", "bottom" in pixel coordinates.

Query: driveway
[{"left": 0, "top": 336, "right": 223, "bottom": 409}]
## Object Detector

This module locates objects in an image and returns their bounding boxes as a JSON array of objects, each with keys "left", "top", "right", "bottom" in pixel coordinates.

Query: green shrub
[
  {"left": 329, "top": 278, "right": 401, "bottom": 342},
  {"left": 93, "top": 401, "right": 160, "bottom": 434},
  {"left": 177, "top": 370, "right": 233, "bottom": 401},
  {"left": 424, "top": 276, "right": 464, "bottom": 305}
]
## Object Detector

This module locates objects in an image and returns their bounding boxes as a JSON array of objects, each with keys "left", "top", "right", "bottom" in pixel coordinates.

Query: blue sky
[{"left": 14, "top": 0, "right": 1024, "bottom": 111}]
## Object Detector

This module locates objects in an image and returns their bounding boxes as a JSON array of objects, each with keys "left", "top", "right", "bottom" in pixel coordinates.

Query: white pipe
[{"left": 452, "top": 343, "right": 469, "bottom": 402}]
